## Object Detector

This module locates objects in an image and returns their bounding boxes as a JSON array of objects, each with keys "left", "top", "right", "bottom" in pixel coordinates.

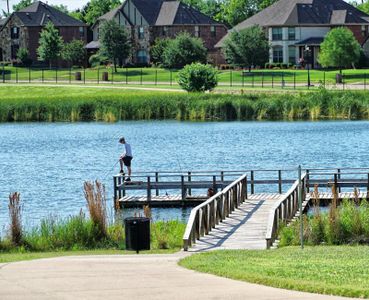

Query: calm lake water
[{"left": 1, "top": 120, "right": 369, "bottom": 230}]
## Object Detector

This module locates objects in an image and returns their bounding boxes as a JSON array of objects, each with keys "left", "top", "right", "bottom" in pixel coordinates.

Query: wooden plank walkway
[
  {"left": 188, "top": 193, "right": 283, "bottom": 252},
  {"left": 307, "top": 191, "right": 368, "bottom": 200},
  {"left": 119, "top": 195, "right": 207, "bottom": 207}
]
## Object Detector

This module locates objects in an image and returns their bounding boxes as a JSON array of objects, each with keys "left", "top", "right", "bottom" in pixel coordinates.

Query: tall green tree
[
  {"left": 12, "top": 0, "right": 34, "bottom": 12},
  {"left": 99, "top": 20, "right": 130, "bottom": 72},
  {"left": 62, "top": 39, "right": 86, "bottom": 66},
  {"left": 318, "top": 27, "right": 361, "bottom": 73},
  {"left": 162, "top": 32, "right": 207, "bottom": 69},
  {"left": 223, "top": 25, "right": 269, "bottom": 71},
  {"left": 37, "top": 21, "right": 64, "bottom": 68},
  {"left": 84, "top": 0, "right": 121, "bottom": 25},
  {"left": 150, "top": 38, "right": 170, "bottom": 66}
]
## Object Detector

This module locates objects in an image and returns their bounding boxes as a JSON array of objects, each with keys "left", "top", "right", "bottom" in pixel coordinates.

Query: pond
[{"left": 1, "top": 120, "right": 368, "bottom": 230}]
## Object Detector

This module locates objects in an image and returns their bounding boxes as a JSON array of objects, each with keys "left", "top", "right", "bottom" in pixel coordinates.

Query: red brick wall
[
  {"left": 152, "top": 25, "right": 228, "bottom": 51},
  {"left": 26, "top": 26, "right": 88, "bottom": 65},
  {"left": 346, "top": 25, "right": 369, "bottom": 45}
]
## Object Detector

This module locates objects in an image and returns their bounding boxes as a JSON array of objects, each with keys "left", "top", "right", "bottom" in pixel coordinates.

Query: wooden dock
[{"left": 113, "top": 167, "right": 369, "bottom": 251}]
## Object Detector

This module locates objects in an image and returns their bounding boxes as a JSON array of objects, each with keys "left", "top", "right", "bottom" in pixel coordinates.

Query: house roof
[
  {"left": 96, "top": 0, "right": 222, "bottom": 26},
  {"left": 216, "top": 0, "right": 369, "bottom": 47},
  {"left": 13, "top": 1, "right": 86, "bottom": 27},
  {"left": 0, "top": 17, "right": 8, "bottom": 27}
]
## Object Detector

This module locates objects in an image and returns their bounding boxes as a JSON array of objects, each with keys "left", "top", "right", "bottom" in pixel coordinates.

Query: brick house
[
  {"left": 86, "top": 0, "right": 228, "bottom": 65},
  {"left": 216, "top": 0, "right": 369, "bottom": 68},
  {"left": 0, "top": 1, "right": 88, "bottom": 65}
]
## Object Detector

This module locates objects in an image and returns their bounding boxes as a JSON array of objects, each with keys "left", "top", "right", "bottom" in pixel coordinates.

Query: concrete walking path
[{"left": 0, "top": 253, "right": 353, "bottom": 300}]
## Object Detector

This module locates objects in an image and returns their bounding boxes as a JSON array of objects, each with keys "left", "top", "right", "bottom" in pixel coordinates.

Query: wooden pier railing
[
  {"left": 265, "top": 173, "right": 306, "bottom": 249},
  {"left": 183, "top": 174, "right": 247, "bottom": 251}
]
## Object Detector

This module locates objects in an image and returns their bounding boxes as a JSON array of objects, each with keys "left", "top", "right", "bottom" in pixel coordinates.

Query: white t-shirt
[{"left": 123, "top": 143, "right": 133, "bottom": 157}]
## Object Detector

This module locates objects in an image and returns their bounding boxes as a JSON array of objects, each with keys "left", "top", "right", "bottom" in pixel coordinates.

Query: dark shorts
[{"left": 122, "top": 156, "right": 133, "bottom": 167}]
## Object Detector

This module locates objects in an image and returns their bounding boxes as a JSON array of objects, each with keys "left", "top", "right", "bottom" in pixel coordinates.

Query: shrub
[
  {"left": 89, "top": 52, "right": 109, "bottom": 67},
  {"left": 162, "top": 32, "right": 207, "bottom": 69},
  {"left": 150, "top": 38, "right": 170, "bottom": 66},
  {"left": 178, "top": 63, "right": 218, "bottom": 92},
  {"left": 17, "top": 48, "right": 32, "bottom": 67},
  {"left": 62, "top": 39, "right": 86, "bottom": 67}
]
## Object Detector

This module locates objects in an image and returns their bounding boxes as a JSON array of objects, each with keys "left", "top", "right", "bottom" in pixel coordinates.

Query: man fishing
[{"left": 119, "top": 137, "right": 133, "bottom": 182}]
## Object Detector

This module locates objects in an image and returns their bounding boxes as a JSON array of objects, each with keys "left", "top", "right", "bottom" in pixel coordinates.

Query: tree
[
  {"left": 52, "top": 4, "right": 69, "bottom": 14},
  {"left": 84, "top": 0, "right": 121, "bottom": 25},
  {"left": 178, "top": 63, "right": 218, "bottom": 92},
  {"left": 37, "top": 21, "right": 64, "bottom": 68},
  {"left": 13, "top": 0, "right": 34, "bottom": 12},
  {"left": 222, "top": 25, "right": 269, "bottom": 71},
  {"left": 150, "top": 38, "right": 170, "bottom": 66},
  {"left": 99, "top": 20, "right": 130, "bottom": 72},
  {"left": 162, "top": 32, "right": 207, "bottom": 69},
  {"left": 318, "top": 27, "right": 361, "bottom": 73},
  {"left": 62, "top": 39, "right": 86, "bottom": 66},
  {"left": 16, "top": 47, "right": 32, "bottom": 66},
  {"left": 220, "top": 0, "right": 258, "bottom": 26}
]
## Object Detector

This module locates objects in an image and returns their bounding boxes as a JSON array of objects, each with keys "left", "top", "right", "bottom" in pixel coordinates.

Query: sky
[{"left": 0, "top": 0, "right": 356, "bottom": 15}]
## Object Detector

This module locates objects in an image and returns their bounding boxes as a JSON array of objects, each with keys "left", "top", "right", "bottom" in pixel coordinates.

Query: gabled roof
[
  {"left": 13, "top": 1, "right": 86, "bottom": 27},
  {"left": 216, "top": 0, "right": 369, "bottom": 47},
  {"left": 96, "top": 0, "right": 223, "bottom": 27}
]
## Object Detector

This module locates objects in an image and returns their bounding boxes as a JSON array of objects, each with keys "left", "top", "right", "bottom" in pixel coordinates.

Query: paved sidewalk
[{"left": 0, "top": 252, "right": 353, "bottom": 300}]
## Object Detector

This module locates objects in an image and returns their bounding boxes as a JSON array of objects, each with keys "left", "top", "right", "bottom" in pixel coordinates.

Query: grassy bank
[
  {"left": 0, "top": 214, "right": 185, "bottom": 253},
  {"left": 179, "top": 246, "right": 369, "bottom": 298},
  {"left": 1, "top": 86, "right": 369, "bottom": 122}
]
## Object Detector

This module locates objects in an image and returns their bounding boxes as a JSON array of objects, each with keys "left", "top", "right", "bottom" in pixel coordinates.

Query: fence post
[
  {"left": 69, "top": 67, "right": 72, "bottom": 83},
  {"left": 126, "top": 67, "right": 128, "bottom": 84},
  {"left": 272, "top": 72, "right": 274, "bottom": 88},
  {"left": 278, "top": 170, "right": 282, "bottom": 194},
  {"left": 140, "top": 68, "right": 143, "bottom": 85},
  {"left": 55, "top": 67, "right": 58, "bottom": 83},
  {"left": 323, "top": 71, "right": 326, "bottom": 88},
  {"left": 28, "top": 67, "right": 31, "bottom": 83},
  {"left": 342, "top": 73, "right": 345, "bottom": 91},
  {"left": 111, "top": 66, "right": 114, "bottom": 84},
  {"left": 16, "top": 67, "right": 18, "bottom": 83},
  {"left": 230, "top": 69, "right": 232, "bottom": 87},
  {"left": 365, "top": 73, "right": 367, "bottom": 90},
  {"left": 83, "top": 67, "right": 86, "bottom": 84},
  {"left": 42, "top": 69, "right": 44, "bottom": 83},
  {"left": 252, "top": 73, "right": 254, "bottom": 88},
  {"left": 281, "top": 72, "right": 284, "bottom": 89},
  {"left": 170, "top": 70, "right": 172, "bottom": 86},
  {"left": 261, "top": 72, "right": 264, "bottom": 88},
  {"left": 293, "top": 72, "right": 296, "bottom": 89},
  {"left": 97, "top": 67, "right": 100, "bottom": 84},
  {"left": 298, "top": 165, "right": 303, "bottom": 249},
  {"left": 242, "top": 70, "right": 244, "bottom": 87},
  {"left": 155, "top": 69, "right": 157, "bottom": 85},
  {"left": 155, "top": 172, "right": 159, "bottom": 196},
  {"left": 2, "top": 63, "right": 4, "bottom": 83}
]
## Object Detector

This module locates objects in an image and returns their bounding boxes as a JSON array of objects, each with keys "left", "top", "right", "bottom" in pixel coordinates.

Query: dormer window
[
  {"left": 11, "top": 27, "right": 19, "bottom": 39},
  {"left": 138, "top": 26, "right": 144, "bottom": 39}
]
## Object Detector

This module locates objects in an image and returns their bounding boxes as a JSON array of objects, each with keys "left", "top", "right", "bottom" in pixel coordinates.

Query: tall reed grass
[
  {"left": 280, "top": 198, "right": 369, "bottom": 246},
  {"left": 2, "top": 88, "right": 369, "bottom": 122}
]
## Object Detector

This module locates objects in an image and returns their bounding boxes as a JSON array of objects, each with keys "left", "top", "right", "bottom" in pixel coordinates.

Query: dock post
[
  {"left": 181, "top": 175, "right": 186, "bottom": 200},
  {"left": 298, "top": 165, "right": 304, "bottom": 249},
  {"left": 306, "top": 169, "right": 310, "bottom": 193},
  {"left": 334, "top": 173, "right": 338, "bottom": 196},
  {"left": 337, "top": 169, "right": 341, "bottom": 193},
  {"left": 113, "top": 176, "right": 118, "bottom": 207},
  {"left": 278, "top": 170, "right": 282, "bottom": 194},
  {"left": 188, "top": 172, "right": 192, "bottom": 196},
  {"left": 213, "top": 176, "right": 217, "bottom": 193},
  {"left": 251, "top": 171, "right": 254, "bottom": 194},
  {"left": 147, "top": 176, "right": 151, "bottom": 202},
  {"left": 220, "top": 171, "right": 224, "bottom": 188},
  {"left": 155, "top": 172, "right": 159, "bottom": 196}
]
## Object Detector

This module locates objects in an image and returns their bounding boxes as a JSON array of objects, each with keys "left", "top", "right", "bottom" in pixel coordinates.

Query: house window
[
  {"left": 288, "top": 27, "right": 295, "bottom": 40},
  {"left": 195, "top": 26, "right": 200, "bottom": 37},
  {"left": 138, "top": 26, "right": 144, "bottom": 39},
  {"left": 211, "top": 26, "right": 216, "bottom": 37},
  {"left": 79, "top": 26, "right": 84, "bottom": 37},
  {"left": 288, "top": 46, "right": 296, "bottom": 64},
  {"left": 273, "top": 46, "right": 283, "bottom": 63},
  {"left": 162, "top": 26, "right": 168, "bottom": 36},
  {"left": 11, "top": 27, "right": 20, "bottom": 39},
  {"left": 137, "top": 49, "right": 147, "bottom": 64},
  {"left": 361, "top": 25, "right": 367, "bottom": 37},
  {"left": 272, "top": 27, "right": 282, "bottom": 41},
  {"left": 11, "top": 45, "right": 19, "bottom": 59}
]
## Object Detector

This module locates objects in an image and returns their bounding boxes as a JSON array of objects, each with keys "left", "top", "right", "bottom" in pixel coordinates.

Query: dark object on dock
[{"left": 125, "top": 217, "right": 150, "bottom": 253}]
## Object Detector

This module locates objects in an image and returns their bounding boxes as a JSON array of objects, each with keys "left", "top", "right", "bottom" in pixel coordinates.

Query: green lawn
[
  {"left": 0, "top": 248, "right": 179, "bottom": 264},
  {"left": 179, "top": 246, "right": 369, "bottom": 298},
  {"left": 2, "top": 66, "right": 369, "bottom": 87}
]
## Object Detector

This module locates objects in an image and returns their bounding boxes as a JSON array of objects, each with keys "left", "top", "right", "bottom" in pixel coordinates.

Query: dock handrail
[
  {"left": 265, "top": 173, "right": 306, "bottom": 249},
  {"left": 183, "top": 174, "right": 247, "bottom": 251}
]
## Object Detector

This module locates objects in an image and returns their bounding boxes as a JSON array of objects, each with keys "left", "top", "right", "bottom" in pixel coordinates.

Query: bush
[
  {"left": 89, "top": 52, "right": 109, "bottom": 67},
  {"left": 16, "top": 48, "right": 32, "bottom": 67},
  {"left": 62, "top": 39, "right": 86, "bottom": 67},
  {"left": 178, "top": 63, "right": 218, "bottom": 92},
  {"left": 162, "top": 32, "right": 207, "bottom": 69},
  {"left": 150, "top": 38, "right": 170, "bottom": 66}
]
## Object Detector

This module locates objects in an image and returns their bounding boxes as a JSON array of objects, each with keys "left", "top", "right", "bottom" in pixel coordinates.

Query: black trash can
[{"left": 125, "top": 217, "right": 150, "bottom": 253}]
